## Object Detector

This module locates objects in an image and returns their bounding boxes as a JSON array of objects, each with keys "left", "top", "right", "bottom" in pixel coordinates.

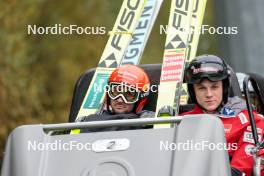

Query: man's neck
[{"left": 203, "top": 110, "right": 216, "bottom": 114}]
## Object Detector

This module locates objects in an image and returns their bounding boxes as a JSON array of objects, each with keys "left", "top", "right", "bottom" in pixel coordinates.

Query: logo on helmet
[
  {"left": 117, "top": 70, "right": 138, "bottom": 79},
  {"left": 192, "top": 66, "right": 219, "bottom": 74},
  {"left": 142, "top": 84, "right": 150, "bottom": 92}
]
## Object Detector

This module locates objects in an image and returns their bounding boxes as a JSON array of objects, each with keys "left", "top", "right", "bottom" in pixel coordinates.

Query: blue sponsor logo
[{"left": 223, "top": 107, "right": 235, "bottom": 116}]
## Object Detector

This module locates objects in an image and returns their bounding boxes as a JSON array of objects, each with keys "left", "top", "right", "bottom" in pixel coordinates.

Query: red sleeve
[{"left": 230, "top": 112, "right": 264, "bottom": 176}]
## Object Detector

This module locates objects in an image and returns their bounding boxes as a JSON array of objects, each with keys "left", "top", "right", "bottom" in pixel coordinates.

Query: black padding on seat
[
  {"left": 247, "top": 72, "right": 264, "bottom": 115},
  {"left": 228, "top": 65, "right": 242, "bottom": 98}
]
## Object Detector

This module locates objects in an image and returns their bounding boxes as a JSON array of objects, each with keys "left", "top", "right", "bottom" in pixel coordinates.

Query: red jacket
[{"left": 181, "top": 97, "right": 264, "bottom": 176}]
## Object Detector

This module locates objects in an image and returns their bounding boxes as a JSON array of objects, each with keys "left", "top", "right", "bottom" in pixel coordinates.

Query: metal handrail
[
  {"left": 243, "top": 75, "right": 264, "bottom": 176},
  {"left": 43, "top": 116, "right": 182, "bottom": 132}
]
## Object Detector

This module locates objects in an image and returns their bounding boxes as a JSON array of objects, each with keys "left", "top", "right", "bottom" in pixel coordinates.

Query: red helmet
[{"left": 106, "top": 65, "right": 150, "bottom": 113}]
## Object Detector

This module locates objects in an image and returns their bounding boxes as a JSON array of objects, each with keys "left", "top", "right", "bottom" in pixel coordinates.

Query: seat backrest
[{"left": 69, "top": 64, "right": 242, "bottom": 122}]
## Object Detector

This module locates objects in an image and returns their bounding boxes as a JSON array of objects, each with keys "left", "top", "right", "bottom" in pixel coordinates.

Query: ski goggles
[
  {"left": 107, "top": 82, "right": 141, "bottom": 104},
  {"left": 185, "top": 61, "right": 228, "bottom": 84}
]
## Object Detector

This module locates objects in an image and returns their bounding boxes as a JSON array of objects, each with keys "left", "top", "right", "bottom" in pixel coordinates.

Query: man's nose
[
  {"left": 116, "top": 96, "right": 125, "bottom": 102},
  {"left": 206, "top": 88, "right": 213, "bottom": 97}
]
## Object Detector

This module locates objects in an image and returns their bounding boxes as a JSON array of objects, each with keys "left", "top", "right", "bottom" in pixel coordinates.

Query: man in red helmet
[
  {"left": 181, "top": 55, "right": 264, "bottom": 176},
  {"left": 80, "top": 64, "right": 154, "bottom": 132},
  {"left": 105, "top": 64, "right": 151, "bottom": 115}
]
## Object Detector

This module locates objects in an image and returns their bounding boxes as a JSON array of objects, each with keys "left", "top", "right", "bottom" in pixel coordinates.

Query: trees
[{"left": 0, "top": 0, "right": 215, "bottom": 166}]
